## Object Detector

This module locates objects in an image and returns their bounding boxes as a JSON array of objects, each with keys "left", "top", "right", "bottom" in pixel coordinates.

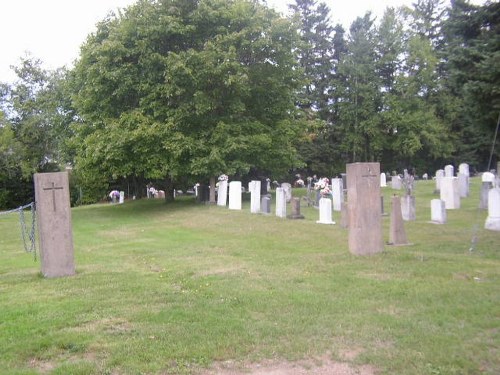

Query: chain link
[{"left": 1, "top": 203, "right": 37, "bottom": 261}]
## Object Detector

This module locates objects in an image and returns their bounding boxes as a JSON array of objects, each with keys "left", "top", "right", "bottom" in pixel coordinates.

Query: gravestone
[
  {"left": 485, "top": 188, "right": 500, "bottom": 231},
  {"left": 388, "top": 195, "right": 408, "bottom": 246},
  {"left": 401, "top": 195, "right": 416, "bottom": 221},
  {"left": 340, "top": 202, "right": 349, "bottom": 228},
  {"left": 480, "top": 181, "right": 491, "bottom": 209},
  {"left": 119, "top": 191, "right": 125, "bottom": 204},
  {"left": 249, "top": 180, "right": 261, "bottom": 214},
  {"left": 444, "top": 164, "right": 454, "bottom": 177},
  {"left": 281, "top": 183, "right": 292, "bottom": 203},
  {"left": 482, "top": 172, "right": 495, "bottom": 184},
  {"left": 458, "top": 173, "right": 469, "bottom": 198},
  {"left": 217, "top": 180, "right": 228, "bottom": 207},
  {"left": 261, "top": 195, "right": 271, "bottom": 215},
  {"left": 34, "top": 172, "right": 75, "bottom": 278},
  {"left": 380, "top": 173, "right": 387, "bottom": 187},
  {"left": 316, "top": 197, "right": 335, "bottom": 224},
  {"left": 391, "top": 175, "right": 402, "bottom": 190},
  {"left": 459, "top": 163, "right": 470, "bottom": 177},
  {"left": 435, "top": 169, "right": 445, "bottom": 193},
  {"left": 288, "top": 197, "right": 304, "bottom": 219},
  {"left": 440, "top": 177, "right": 460, "bottom": 209},
  {"left": 275, "top": 187, "right": 286, "bottom": 218},
  {"left": 430, "top": 199, "right": 447, "bottom": 224},
  {"left": 346, "top": 162, "right": 384, "bottom": 255},
  {"left": 228, "top": 181, "right": 242, "bottom": 210},
  {"left": 331, "top": 178, "right": 344, "bottom": 212}
]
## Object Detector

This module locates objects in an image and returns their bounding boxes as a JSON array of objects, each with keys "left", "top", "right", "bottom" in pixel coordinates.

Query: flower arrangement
[
  {"left": 314, "top": 177, "right": 331, "bottom": 197},
  {"left": 218, "top": 174, "right": 228, "bottom": 182}
]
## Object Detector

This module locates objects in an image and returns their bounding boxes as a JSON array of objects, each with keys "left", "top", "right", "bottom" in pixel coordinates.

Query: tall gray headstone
[
  {"left": 217, "top": 179, "right": 228, "bottom": 207},
  {"left": 331, "top": 178, "right": 344, "bottom": 212},
  {"left": 346, "top": 163, "right": 384, "bottom": 255},
  {"left": 458, "top": 173, "right": 469, "bottom": 198},
  {"left": 430, "top": 199, "right": 447, "bottom": 224},
  {"left": 435, "top": 169, "right": 444, "bottom": 193},
  {"left": 249, "top": 180, "right": 261, "bottom": 214},
  {"left": 288, "top": 197, "right": 304, "bottom": 219},
  {"left": 261, "top": 196, "right": 271, "bottom": 215},
  {"left": 401, "top": 195, "right": 416, "bottom": 221},
  {"left": 34, "top": 172, "right": 75, "bottom": 278},
  {"left": 275, "top": 187, "right": 287, "bottom": 218},
  {"left": 440, "top": 177, "right": 460, "bottom": 209},
  {"left": 444, "top": 164, "right": 454, "bottom": 177},
  {"left": 391, "top": 175, "right": 402, "bottom": 190},
  {"left": 485, "top": 188, "right": 500, "bottom": 231},
  {"left": 388, "top": 195, "right": 408, "bottom": 246},
  {"left": 458, "top": 163, "right": 470, "bottom": 177},
  {"left": 228, "top": 181, "right": 242, "bottom": 210},
  {"left": 480, "top": 181, "right": 491, "bottom": 209},
  {"left": 281, "top": 183, "right": 292, "bottom": 203}
]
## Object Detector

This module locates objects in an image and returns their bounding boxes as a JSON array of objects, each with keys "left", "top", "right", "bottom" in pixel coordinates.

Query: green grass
[{"left": 0, "top": 178, "right": 498, "bottom": 374}]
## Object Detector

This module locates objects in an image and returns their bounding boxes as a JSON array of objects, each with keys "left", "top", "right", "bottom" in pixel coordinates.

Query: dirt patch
[{"left": 199, "top": 354, "right": 377, "bottom": 375}]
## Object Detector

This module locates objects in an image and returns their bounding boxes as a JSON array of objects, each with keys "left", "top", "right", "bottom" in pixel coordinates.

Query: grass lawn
[{"left": 0, "top": 177, "right": 498, "bottom": 374}]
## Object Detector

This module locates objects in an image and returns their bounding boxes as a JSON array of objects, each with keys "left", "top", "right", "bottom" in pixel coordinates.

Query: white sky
[{"left": 0, "top": 0, "right": 487, "bottom": 84}]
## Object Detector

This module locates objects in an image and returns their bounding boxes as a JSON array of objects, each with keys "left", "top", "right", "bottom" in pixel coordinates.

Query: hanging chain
[{"left": 1, "top": 202, "right": 37, "bottom": 261}]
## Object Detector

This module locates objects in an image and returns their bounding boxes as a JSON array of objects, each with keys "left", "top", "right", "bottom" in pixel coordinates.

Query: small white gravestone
[
  {"left": 228, "top": 181, "right": 242, "bottom": 210},
  {"left": 275, "top": 187, "right": 287, "bottom": 218},
  {"left": 401, "top": 195, "right": 416, "bottom": 221},
  {"left": 482, "top": 172, "right": 495, "bottom": 184},
  {"left": 119, "top": 191, "right": 125, "bottom": 204},
  {"left": 34, "top": 172, "right": 75, "bottom": 278},
  {"left": 331, "top": 178, "right": 344, "bottom": 212},
  {"left": 435, "top": 169, "right": 444, "bottom": 192},
  {"left": 391, "top": 175, "right": 402, "bottom": 190},
  {"left": 316, "top": 197, "right": 335, "bottom": 224},
  {"left": 217, "top": 179, "right": 228, "bottom": 206},
  {"left": 459, "top": 163, "right": 470, "bottom": 177},
  {"left": 485, "top": 188, "right": 500, "bottom": 231},
  {"left": 281, "top": 183, "right": 292, "bottom": 203},
  {"left": 430, "top": 199, "right": 447, "bottom": 224},
  {"left": 249, "top": 180, "right": 261, "bottom": 214},
  {"left": 458, "top": 173, "right": 469, "bottom": 198},
  {"left": 440, "top": 177, "right": 460, "bottom": 209},
  {"left": 445, "top": 165, "right": 454, "bottom": 177},
  {"left": 380, "top": 173, "right": 387, "bottom": 187}
]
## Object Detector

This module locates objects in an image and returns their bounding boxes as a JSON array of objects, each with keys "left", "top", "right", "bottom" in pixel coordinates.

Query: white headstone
[
  {"left": 440, "top": 177, "right": 460, "bottom": 209},
  {"left": 380, "top": 173, "right": 387, "bottom": 187},
  {"left": 275, "top": 187, "right": 286, "bottom": 218},
  {"left": 249, "top": 180, "right": 261, "bottom": 214},
  {"left": 281, "top": 183, "right": 292, "bottom": 203},
  {"left": 485, "top": 188, "right": 500, "bottom": 231},
  {"left": 435, "top": 169, "right": 444, "bottom": 192},
  {"left": 119, "top": 191, "right": 125, "bottom": 204},
  {"left": 401, "top": 195, "right": 416, "bottom": 221},
  {"left": 316, "top": 197, "right": 335, "bottom": 224},
  {"left": 228, "top": 181, "right": 242, "bottom": 210},
  {"left": 391, "top": 175, "right": 402, "bottom": 190},
  {"left": 444, "top": 165, "right": 454, "bottom": 177},
  {"left": 430, "top": 199, "right": 447, "bottom": 224},
  {"left": 458, "top": 163, "right": 470, "bottom": 177},
  {"left": 457, "top": 173, "right": 469, "bottom": 198},
  {"left": 331, "top": 178, "right": 344, "bottom": 212},
  {"left": 482, "top": 172, "right": 495, "bottom": 183},
  {"left": 217, "top": 180, "right": 228, "bottom": 206}
]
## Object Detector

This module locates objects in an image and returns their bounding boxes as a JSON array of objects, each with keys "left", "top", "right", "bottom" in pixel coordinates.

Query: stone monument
[
  {"left": 288, "top": 197, "right": 304, "bottom": 219},
  {"left": 485, "top": 188, "right": 500, "bottom": 231},
  {"left": 228, "top": 181, "right": 242, "bottom": 210},
  {"left": 275, "top": 187, "right": 287, "bottom": 218},
  {"left": 430, "top": 199, "right": 447, "bottom": 224},
  {"left": 249, "top": 180, "right": 261, "bottom": 214},
  {"left": 388, "top": 195, "right": 409, "bottom": 246},
  {"left": 316, "top": 197, "right": 335, "bottom": 224}
]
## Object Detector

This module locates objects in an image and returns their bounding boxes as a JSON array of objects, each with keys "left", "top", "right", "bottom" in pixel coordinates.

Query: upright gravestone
[
  {"left": 281, "top": 183, "right": 292, "bottom": 203},
  {"left": 482, "top": 172, "right": 495, "bottom": 184},
  {"left": 275, "top": 187, "right": 287, "bottom": 218},
  {"left": 380, "top": 173, "right": 387, "bottom": 187},
  {"left": 346, "top": 163, "right": 384, "bottom": 255},
  {"left": 480, "top": 181, "right": 491, "bottom": 209},
  {"left": 445, "top": 164, "right": 454, "bottom": 177},
  {"left": 485, "top": 188, "right": 500, "bottom": 231},
  {"left": 401, "top": 195, "right": 416, "bottom": 221},
  {"left": 34, "top": 172, "right": 75, "bottom": 278},
  {"left": 119, "top": 191, "right": 125, "bottom": 204},
  {"left": 228, "top": 181, "right": 242, "bottom": 210},
  {"left": 388, "top": 195, "right": 408, "bottom": 246},
  {"left": 459, "top": 163, "right": 470, "bottom": 177},
  {"left": 430, "top": 199, "right": 447, "bottom": 224},
  {"left": 440, "top": 177, "right": 460, "bottom": 209},
  {"left": 288, "top": 197, "right": 304, "bottom": 219},
  {"left": 331, "top": 178, "right": 344, "bottom": 212},
  {"left": 458, "top": 173, "right": 469, "bottom": 198},
  {"left": 261, "top": 195, "right": 271, "bottom": 215},
  {"left": 391, "top": 175, "right": 402, "bottom": 190},
  {"left": 435, "top": 169, "right": 445, "bottom": 193},
  {"left": 316, "top": 197, "right": 335, "bottom": 224},
  {"left": 249, "top": 180, "right": 261, "bottom": 214},
  {"left": 217, "top": 179, "right": 228, "bottom": 207}
]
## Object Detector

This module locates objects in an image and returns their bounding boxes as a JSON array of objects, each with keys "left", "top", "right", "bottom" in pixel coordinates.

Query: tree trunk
[{"left": 165, "top": 176, "right": 175, "bottom": 202}]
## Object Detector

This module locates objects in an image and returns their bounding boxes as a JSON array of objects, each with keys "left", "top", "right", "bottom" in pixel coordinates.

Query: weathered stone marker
[
  {"left": 34, "top": 172, "right": 75, "bottom": 278},
  {"left": 346, "top": 162, "right": 384, "bottom": 255},
  {"left": 388, "top": 195, "right": 408, "bottom": 246}
]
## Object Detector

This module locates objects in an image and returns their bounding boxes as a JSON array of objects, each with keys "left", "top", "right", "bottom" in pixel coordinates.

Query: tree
[{"left": 71, "top": 0, "right": 303, "bottom": 200}]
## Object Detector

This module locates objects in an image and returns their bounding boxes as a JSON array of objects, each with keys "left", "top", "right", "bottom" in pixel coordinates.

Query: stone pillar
[
  {"left": 388, "top": 195, "right": 408, "bottom": 246},
  {"left": 34, "top": 172, "right": 75, "bottom": 278},
  {"left": 228, "top": 181, "right": 242, "bottom": 210},
  {"left": 346, "top": 163, "right": 384, "bottom": 255}
]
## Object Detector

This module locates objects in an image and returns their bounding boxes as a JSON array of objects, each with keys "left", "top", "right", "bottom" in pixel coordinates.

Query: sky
[{"left": 0, "top": 0, "right": 487, "bottom": 84}]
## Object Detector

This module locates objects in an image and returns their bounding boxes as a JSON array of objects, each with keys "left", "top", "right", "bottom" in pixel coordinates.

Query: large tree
[{"left": 71, "top": 0, "right": 303, "bottom": 199}]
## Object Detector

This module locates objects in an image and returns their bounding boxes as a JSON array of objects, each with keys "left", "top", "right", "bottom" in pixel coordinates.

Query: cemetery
[{"left": 1, "top": 172, "right": 499, "bottom": 374}]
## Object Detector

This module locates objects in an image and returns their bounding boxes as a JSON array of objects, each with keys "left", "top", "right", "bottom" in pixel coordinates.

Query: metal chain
[{"left": 1, "top": 202, "right": 37, "bottom": 261}]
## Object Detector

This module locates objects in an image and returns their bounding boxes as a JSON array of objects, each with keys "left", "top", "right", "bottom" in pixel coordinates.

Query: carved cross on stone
[{"left": 43, "top": 182, "right": 64, "bottom": 212}]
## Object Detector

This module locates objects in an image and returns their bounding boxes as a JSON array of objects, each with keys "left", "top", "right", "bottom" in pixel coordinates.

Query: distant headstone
[
  {"left": 458, "top": 163, "right": 470, "bottom": 177},
  {"left": 119, "top": 191, "right": 125, "bottom": 204},
  {"left": 401, "top": 195, "right": 416, "bottom": 221},
  {"left": 346, "top": 163, "right": 384, "bottom": 255},
  {"left": 281, "top": 183, "right": 292, "bottom": 203},
  {"left": 228, "top": 181, "right": 242, "bottom": 210},
  {"left": 34, "top": 172, "right": 75, "bottom": 278},
  {"left": 288, "top": 197, "right": 304, "bottom": 219},
  {"left": 261, "top": 195, "right": 271, "bottom": 215},
  {"left": 458, "top": 173, "right": 469, "bottom": 198},
  {"left": 391, "top": 175, "right": 402, "bottom": 190},
  {"left": 275, "top": 187, "right": 287, "bottom": 218},
  {"left": 444, "top": 164, "right": 454, "bottom": 177},
  {"left": 430, "top": 199, "right": 447, "bottom": 224},
  {"left": 380, "top": 173, "right": 387, "bottom": 187},
  {"left": 331, "top": 178, "right": 344, "bottom": 212},
  {"left": 340, "top": 202, "right": 349, "bottom": 228},
  {"left": 249, "top": 180, "right": 261, "bottom": 214},
  {"left": 435, "top": 169, "right": 445, "bottom": 193},
  {"left": 217, "top": 180, "right": 228, "bottom": 207},
  {"left": 440, "top": 177, "right": 460, "bottom": 209},
  {"left": 422, "top": 173, "right": 428, "bottom": 180},
  {"left": 485, "top": 188, "right": 500, "bottom": 231},
  {"left": 482, "top": 172, "right": 495, "bottom": 183},
  {"left": 316, "top": 197, "right": 335, "bottom": 224},
  {"left": 388, "top": 195, "right": 408, "bottom": 246},
  {"left": 480, "top": 181, "right": 491, "bottom": 209},
  {"left": 197, "top": 185, "right": 209, "bottom": 203}
]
